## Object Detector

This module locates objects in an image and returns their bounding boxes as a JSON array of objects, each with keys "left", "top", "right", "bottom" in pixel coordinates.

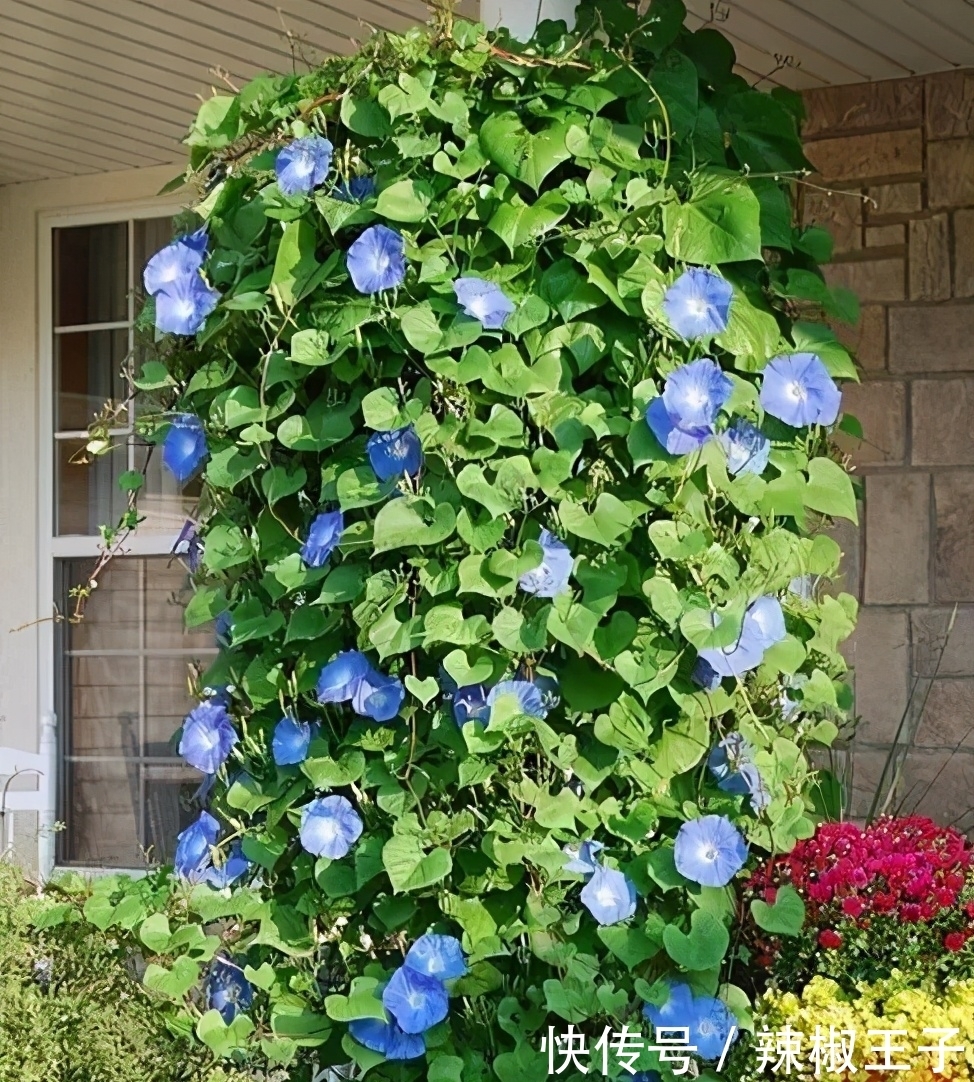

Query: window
[{"left": 50, "top": 215, "right": 214, "bottom": 867}]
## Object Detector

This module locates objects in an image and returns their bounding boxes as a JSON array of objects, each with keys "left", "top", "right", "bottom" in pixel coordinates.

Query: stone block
[
  {"left": 804, "top": 187, "right": 861, "bottom": 252},
  {"left": 909, "top": 215, "right": 951, "bottom": 301},
  {"left": 890, "top": 309, "right": 974, "bottom": 374},
  {"left": 900, "top": 748, "right": 974, "bottom": 824},
  {"left": 842, "top": 607, "right": 910, "bottom": 744},
  {"left": 926, "top": 70, "right": 974, "bottom": 140},
  {"left": 866, "top": 224, "right": 904, "bottom": 247},
  {"left": 824, "top": 259, "right": 905, "bottom": 303},
  {"left": 864, "top": 473, "right": 930, "bottom": 604},
  {"left": 834, "top": 380, "right": 906, "bottom": 466},
  {"left": 934, "top": 472, "right": 974, "bottom": 601},
  {"left": 828, "top": 516, "right": 861, "bottom": 599},
  {"left": 912, "top": 380, "right": 974, "bottom": 464},
  {"left": 953, "top": 209, "right": 974, "bottom": 298},
  {"left": 807, "top": 130, "right": 923, "bottom": 184},
  {"left": 912, "top": 607, "right": 974, "bottom": 677},
  {"left": 868, "top": 182, "right": 922, "bottom": 217},
  {"left": 915, "top": 679, "right": 974, "bottom": 749},
  {"left": 833, "top": 304, "right": 886, "bottom": 371},
  {"left": 929, "top": 139, "right": 974, "bottom": 208},
  {"left": 804, "top": 79, "right": 923, "bottom": 139},
  {"left": 848, "top": 745, "right": 891, "bottom": 820}
]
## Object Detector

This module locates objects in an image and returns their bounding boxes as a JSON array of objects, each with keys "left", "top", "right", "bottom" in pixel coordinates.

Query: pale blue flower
[
  {"left": 563, "top": 839, "right": 605, "bottom": 876},
  {"left": 404, "top": 934, "right": 467, "bottom": 981},
  {"left": 689, "top": 995, "right": 739, "bottom": 1060},
  {"left": 351, "top": 666, "right": 405, "bottom": 723},
  {"left": 301, "top": 510, "right": 344, "bottom": 568},
  {"left": 663, "top": 268, "right": 733, "bottom": 339},
  {"left": 646, "top": 359, "right": 732, "bottom": 455},
  {"left": 275, "top": 135, "right": 333, "bottom": 196},
  {"left": 347, "top": 224, "right": 406, "bottom": 294},
  {"left": 163, "top": 414, "right": 208, "bottom": 485},
  {"left": 143, "top": 229, "right": 207, "bottom": 296},
  {"left": 719, "top": 418, "right": 770, "bottom": 476},
  {"left": 174, "top": 810, "right": 219, "bottom": 882},
  {"left": 743, "top": 595, "right": 786, "bottom": 650},
  {"left": 172, "top": 519, "right": 203, "bottom": 572},
  {"left": 453, "top": 277, "right": 515, "bottom": 330},
  {"left": 349, "top": 1018, "right": 425, "bottom": 1061},
  {"left": 367, "top": 425, "right": 423, "bottom": 481},
  {"left": 643, "top": 981, "right": 694, "bottom": 1032},
  {"left": 518, "top": 529, "right": 573, "bottom": 598},
  {"left": 154, "top": 272, "right": 219, "bottom": 335},
  {"left": 760, "top": 353, "right": 841, "bottom": 427},
  {"left": 203, "top": 843, "right": 251, "bottom": 888},
  {"left": 580, "top": 865, "right": 638, "bottom": 925},
  {"left": 708, "top": 733, "right": 770, "bottom": 811},
  {"left": 452, "top": 684, "right": 489, "bottom": 727},
  {"left": 487, "top": 680, "right": 546, "bottom": 719},
  {"left": 697, "top": 596, "right": 785, "bottom": 678},
  {"left": 207, "top": 956, "right": 253, "bottom": 1024},
  {"left": 272, "top": 716, "right": 312, "bottom": 766},
  {"left": 382, "top": 965, "right": 449, "bottom": 1034},
  {"left": 178, "top": 700, "right": 237, "bottom": 775},
  {"left": 317, "top": 650, "right": 372, "bottom": 704},
  {"left": 299, "top": 795, "right": 363, "bottom": 859},
  {"left": 674, "top": 814, "right": 748, "bottom": 887}
]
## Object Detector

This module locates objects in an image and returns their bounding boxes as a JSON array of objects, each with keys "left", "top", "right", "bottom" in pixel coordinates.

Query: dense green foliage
[
  {"left": 76, "top": 1, "right": 862, "bottom": 1078},
  {"left": 0, "top": 864, "right": 251, "bottom": 1082}
]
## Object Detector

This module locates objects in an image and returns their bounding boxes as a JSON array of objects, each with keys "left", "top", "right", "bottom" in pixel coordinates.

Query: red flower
[
  {"left": 818, "top": 929, "right": 843, "bottom": 949},
  {"left": 945, "top": 931, "right": 968, "bottom": 952},
  {"left": 842, "top": 896, "right": 865, "bottom": 919}
]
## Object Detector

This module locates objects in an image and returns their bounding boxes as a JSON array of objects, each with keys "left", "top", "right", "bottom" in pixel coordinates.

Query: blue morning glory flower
[
  {"left": 178, "top": 700, "right": 237, "bottom": 775},
  {"left": 743, "top": 595, "right": 786, "bottom": 650},
  {"left": 691, "top": 656, "right": 722, "bottom": 691},
  {"left": 272, "top": 716, "right": 312, "bottom": 766},
  {"left": 696, "top": 609, "right": 765, "bottom": 679},
  {"left": 299, "top": 795, "right": 364, "bottom": 859},
  {"left": 719, "top": 418, "right": 771, "bottom": 476},
  {"left": 367, "top": 425, "right": 423, "bottom": 482},
  {"left": 663, "top": 268, "right": 734, "bottom": 339},
  {"left": 316, "top": 650, "right": 372, "bottom": 704},
  {"left": 563, "top": 839, "right": 605, "bottom": 876},
  {"left": 143, "top": 229, "right": 207, "bottom": 297},
  {"left": 351, "top": 666, "right": 406, "bottom": 723},
  {"left": 452, "top": 684, "right": 489, "bottom": 727},
  {"left": 203, "top": 843, "right": 251, "bottom": 888},
  {"left": 689, "top": 995, "right": 739, "bottom": 1060},
  {"left": 301, "top": 510, "right": 344, "bottom": 568},
  {"left": 580, "top": 865, "right": 638, "bottom": 925},
  {"left": 207, "top": 956, "right": 253, "bottom": 1024},
  {"left": 663, "top": 358, "right": 734, "bottom": 431},
  {"left": 646, "top": 359, "right": 732, "bottom": 455},
  {"left": 163, "top": 414, "right": 208, "bottom": 485},
  {"left": 172, "top": 519, "right": 203, "bottom": 572},
  {"left": 215, "top": 611, "right": 232, "bottom": 649},
  {"left": 275, "top": 135, "right": 334, "bottom": 196},
  {"left": 336, "top": 175, "right": 377, "bottom": 202},
  {"left": 174, "top": 810, "right": 220, "bottom": 882},
  {"left": 760, "top": 353, "right": 841, "bottom": 427},
  {"left": 349, "top": 1018, "right": 425, "bottom": 1061},
  {"left": 382, "top": 965, "right": 449, "bottom": 1035},
  {"left": 708, "top": 733, "right": 770, "bottom": 811},
  {"left": 453, "top": 277, "right": 515, "bottom": 330},
  {"left": 518, "top": 529, "right": 573, "bottom": 598},
  {"left": 347, "top": 224, "right": 407, "bottom": 294},
  {"left": 643, "top": 980, "right": 695, "bottom": 1032},
  {"left": 154, "top": 272, "right": 219, "bottom": 335},
  {"left": 674, "top": 814, "right": 748, "bottom": 887},
  {"left": 487, "top": 680, "right": 546, "bottom": 719},
  {"left": 404, "top": 934, "right": 468, "bottom": 981},
  {"left": 697, "top": 596, "right": 785, "bottom": 679}
]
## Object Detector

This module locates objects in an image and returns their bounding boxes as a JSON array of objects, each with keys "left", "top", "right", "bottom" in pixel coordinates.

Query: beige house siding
[{"left": 803, "top": 72, "right": 974, "bottom": 828}]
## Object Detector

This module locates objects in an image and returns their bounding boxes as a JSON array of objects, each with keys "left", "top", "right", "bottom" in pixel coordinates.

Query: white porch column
[{"left": 481, "top": 0, "right": 580, "bottom": 39}]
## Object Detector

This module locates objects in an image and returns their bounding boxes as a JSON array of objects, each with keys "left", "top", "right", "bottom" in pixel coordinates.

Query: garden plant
[{"left": 63, "top": 0, "right": 865, "bottom": 1078}]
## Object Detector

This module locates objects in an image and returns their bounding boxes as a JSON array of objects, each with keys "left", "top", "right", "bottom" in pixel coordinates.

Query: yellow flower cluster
[{"left": 746, "top": 974, "right": 974, "bottom": 1081}]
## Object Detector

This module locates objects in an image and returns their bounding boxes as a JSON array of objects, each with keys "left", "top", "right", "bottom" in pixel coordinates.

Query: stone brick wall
[{"left": 802, "top": 73, "right": 974, "bottom": 828}]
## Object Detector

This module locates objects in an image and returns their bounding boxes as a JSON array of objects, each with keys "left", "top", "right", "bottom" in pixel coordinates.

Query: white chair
[{"left": 0, "top": 712, "right": 58, "bottom": 877}]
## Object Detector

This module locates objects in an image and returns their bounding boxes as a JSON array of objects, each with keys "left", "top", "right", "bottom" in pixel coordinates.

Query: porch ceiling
[{"left": 684, "top": 0, "right": 974, "bottom": 91}]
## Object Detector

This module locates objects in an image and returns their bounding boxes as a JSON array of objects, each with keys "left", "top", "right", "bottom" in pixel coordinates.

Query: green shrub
[{"left": 0, "top": 864, "right": 253, "bottom": 1082}]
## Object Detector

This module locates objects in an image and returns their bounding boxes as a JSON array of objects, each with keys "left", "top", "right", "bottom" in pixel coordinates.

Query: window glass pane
[
  {"left": 135, "top": 439, "right": 202, "bottom": 535},
  {"left": 54, "top": 223, "right": 127, "bottom": 327},
  {"left": 59, "top": 556, "right": 218, "bottom": 867},
  {"left": 55, "top": 328, "right": 128, "bottom": 431},
  {"left": 55, "top": 438, "right": 130, "bottom": 536}
]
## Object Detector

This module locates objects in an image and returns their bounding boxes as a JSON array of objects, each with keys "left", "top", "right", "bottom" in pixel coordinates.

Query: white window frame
[{"left": 37, "top": 196, "right": 191, "bottom": 874}]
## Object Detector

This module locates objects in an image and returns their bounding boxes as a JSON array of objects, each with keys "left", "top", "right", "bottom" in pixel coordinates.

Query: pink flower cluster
[{"left": 748, "top": 816, "right": 972, "bottom": 927}]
